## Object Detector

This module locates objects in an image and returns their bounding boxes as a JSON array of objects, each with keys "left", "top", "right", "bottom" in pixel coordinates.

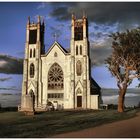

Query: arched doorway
[{"left": 29, "top": 89, "right": 35, "bottom": 107}]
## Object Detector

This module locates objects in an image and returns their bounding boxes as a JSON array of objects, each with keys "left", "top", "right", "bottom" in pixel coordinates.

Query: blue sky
[{"left": 0, "top": 2, "right": 140, "bottom": 94}]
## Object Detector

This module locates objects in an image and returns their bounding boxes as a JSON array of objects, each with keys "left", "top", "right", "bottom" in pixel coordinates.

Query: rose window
[{"left": 48, "top": 63, "right": 63, "bottom": 89}]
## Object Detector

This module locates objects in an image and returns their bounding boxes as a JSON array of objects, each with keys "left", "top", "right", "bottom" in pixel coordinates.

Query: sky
[{"left": 1, "top": 2, "right": 140, "bottom": 94}]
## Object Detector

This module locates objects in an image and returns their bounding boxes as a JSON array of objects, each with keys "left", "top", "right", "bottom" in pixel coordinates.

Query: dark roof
[
  {"left": 66, "top": 48, "right": 70, "bottom": 53},
  {"left": 90, "top": 78, "right": 101, "bottom": 95},
  {"left": 56, "top": 42, "right": 69, "bottom": 53},
  {"left": 91, "top": 77, "right": 101, "bottom": 90}
]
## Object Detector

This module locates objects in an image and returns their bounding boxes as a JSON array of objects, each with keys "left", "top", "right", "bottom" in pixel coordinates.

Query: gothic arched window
[
  {"left": 48, "top": 63, "right": 64, "bottom": 90},
  {"left": 76, "top": 88, "right": 82, "bottom": 95},
  {"left": 30, "top": 49, "right": 32, "bottom": 58},
  {"left": 29, "top": 89, "right": 34, "bottom": 96},
  {"left": 76, "top": 45, "right": 78, "bottom": 55},
  {"left": 80, "top": 45, "right": 82, "bottom": 55},
  {"left": 29, "top": 89, "right": 35, "bottom": 105},
  {"left": 76, "top": 60, "right": 82, "bottom": 76},
  {"left": 33, "top": 48, "right": 35, "bottom": 57},
  {"left": 30, "top": 63, "right": 35, "bottom": 78}
]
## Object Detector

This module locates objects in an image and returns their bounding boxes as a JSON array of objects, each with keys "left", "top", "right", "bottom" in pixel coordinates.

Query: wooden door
[{"left": 77, "top": 96, "right": 82, "bottom": 107}]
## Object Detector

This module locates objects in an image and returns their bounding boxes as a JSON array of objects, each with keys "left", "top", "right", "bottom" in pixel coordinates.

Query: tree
[{"left": 106, "top": 28, "right": 140, "bottom": 112}]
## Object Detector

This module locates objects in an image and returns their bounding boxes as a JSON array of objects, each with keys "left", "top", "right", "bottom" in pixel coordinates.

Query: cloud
[
  {"left": 37, "top": 2, "right": 47, "bottom": 9},
  {"left": 90, "top": 37, "right": 113, "bottom": 66},
  {"left": 0, "top": 77, "right": 12, "bottom": 82},
  {"left": 0, "top": 54, "right": 23, "bottom": 74},
  {"left": 39, "top": 2, "right": 140, "bottom": 66},
  {"left": 15, "top": 51, "right": 24, "bottom": 58},
  {"left": 89, "top": 23, "right": 117, "bottom": 66},
  {"left": 49, "top": 2, "right": 140, "bottom": 26},
  {"left": 49, "top": 23, "right": 66, "bottom": 39},
  {"left": 0, "top": 86, "right": 21, "bottom": 91},
  {"left": 49, "top": 6, "right": 71, "bottom": 21},
  {"left": 0, "top": 60, "right": 7, "bottom": 67},
  {"left": 50, "top": 26, "right": 62, "bottom": 38}
]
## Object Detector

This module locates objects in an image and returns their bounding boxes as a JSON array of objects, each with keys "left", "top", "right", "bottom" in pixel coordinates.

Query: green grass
[{"left": 0, "top": 109, "right": 139, "bottom": 138}]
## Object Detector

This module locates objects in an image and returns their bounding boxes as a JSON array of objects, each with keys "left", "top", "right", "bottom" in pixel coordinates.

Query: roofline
[{"left": 41, "top": 41, "right": 70, "bottom": 57}]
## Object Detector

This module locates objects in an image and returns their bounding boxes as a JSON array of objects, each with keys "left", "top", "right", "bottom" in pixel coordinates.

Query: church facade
[{"left": 20, "top": 15, "right": 102, "bottom": 112}]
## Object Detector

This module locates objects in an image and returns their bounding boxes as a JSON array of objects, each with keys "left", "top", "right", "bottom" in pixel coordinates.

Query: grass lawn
[{"left": 0, "top": 109, "right": 139, "bottom": 138}]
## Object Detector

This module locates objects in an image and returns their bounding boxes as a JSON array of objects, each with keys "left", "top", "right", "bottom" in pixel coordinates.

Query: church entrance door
[{"left": 77, "top": 96, "right": 82, "bottom": 107}]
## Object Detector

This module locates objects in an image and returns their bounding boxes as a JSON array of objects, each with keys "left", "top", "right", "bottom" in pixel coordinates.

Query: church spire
[
  {"left": 72, "top": 13, "right": 76, "bottom": 20},
  {"left": 82, "top": 10, "right": 87, "bottom": 19},
  {"left": 27, "top": 16, "right": 30, "bottom": 25},
  {"left": 38, "top": 15, "right": 41, "bottom": 23}
]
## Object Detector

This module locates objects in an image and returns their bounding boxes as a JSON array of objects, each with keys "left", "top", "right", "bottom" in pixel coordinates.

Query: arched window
[
  {"left": 29, "top": 89, "right": 34, "bottom": 96},
  {"left": 80, "top": 45, "right": 82, "bottom": 55},
  {"left": 48, "top": 63, "right": 64, "bottom": 90},
  {"left": 30, "top": 63, "right": 35, "bottom": 78},
  {"left": 76, "top": 88, "right": 82, "bottom": 95},
  {"left": 29, "top": 89, "right": 35, "bottom": 106},
  {"left": 76, "top": 60, "right": 82, "bottom": 76},
  {"left": 33, "top": 48, "right": 35, "bottom": 57},
  {"left": 30, "top": 49, "right": 32, "bottom": 58},
  {"left": 76, "top": 45, "right": 78, "bottom": 55}
]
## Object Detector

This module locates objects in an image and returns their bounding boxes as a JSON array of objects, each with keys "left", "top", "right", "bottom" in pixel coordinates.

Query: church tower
[
  {"left": 21, "top": 16, "right": 45, "bottom": 111},
  {"left": 70, "top": 14, "right": 91, "bottom": 109}
]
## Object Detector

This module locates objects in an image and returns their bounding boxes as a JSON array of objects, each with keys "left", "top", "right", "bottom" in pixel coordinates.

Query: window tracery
[
  {"left": 76, "top": 88, "right": 82, "bottom": 95},
  {"left": 48, "top": 63, "right": 64, "bottom": 90}
]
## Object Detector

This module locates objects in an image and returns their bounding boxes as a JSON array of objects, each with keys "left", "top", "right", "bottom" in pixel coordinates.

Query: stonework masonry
[{"left": 20, "top": 15, "right": 102, "bottom": 112}]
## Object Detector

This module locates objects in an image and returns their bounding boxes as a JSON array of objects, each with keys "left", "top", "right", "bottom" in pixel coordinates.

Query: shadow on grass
[
  {"left": 0, "top": 108, "right": 139, "bottom": 138},
  {"left": 0, "top": 107, "right": 18, "bottom": 112}
]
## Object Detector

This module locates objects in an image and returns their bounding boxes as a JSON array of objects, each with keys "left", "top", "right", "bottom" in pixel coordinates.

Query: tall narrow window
[
  {"left": 33, "top": 48, "right": 35, "bottom": 57},
  {"left": 76, "top": 60, "right": 82, "bottom": 76},
  {"left": 74, "top": 21, "right": 83, "bottom": 41},
  {"left": 76, "top": 45, "right": 78, "bottom": 55},
  {"left": 29, "top": 29, "right": 37, "bottom": 44},
  {"left": 30, "top": 63, "right": 35, "bottom": 78},
  {"left": 80, "top": 45, "right": 82, "bottom": 55},
  {"left": 29, "top": 89, "right": 35, "bottom": 106},
  {"left": 29, "top": 89, "right": 34, "bottom": 96},
  {"left": 30, "top": 49, "right": 32, "bottom": 58}
]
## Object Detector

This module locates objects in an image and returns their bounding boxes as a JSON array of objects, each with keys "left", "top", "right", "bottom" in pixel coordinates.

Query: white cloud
[
  {"left": 37, "top": 2, "right": 47, "bottom": 9},
  {"left": 0, "top": 60, "right": 7, "bottom": 67}
]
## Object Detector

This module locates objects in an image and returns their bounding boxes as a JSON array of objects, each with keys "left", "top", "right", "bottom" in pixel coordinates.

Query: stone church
[{"left": 20, "top": 14, "right": 102, "bottom": 112}]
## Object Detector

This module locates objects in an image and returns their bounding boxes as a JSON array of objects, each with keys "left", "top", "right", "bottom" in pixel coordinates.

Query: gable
[
  {"left": 42, "top": 41, "right": 69, "bottom": 57},
  {"left": 75, "top": 80, "right": 83, "bottom": 92}
]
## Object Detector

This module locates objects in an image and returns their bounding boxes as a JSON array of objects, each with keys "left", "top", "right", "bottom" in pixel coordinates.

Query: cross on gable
[{"left": 53, "top": 33, "right": 59, "bottom": 41}]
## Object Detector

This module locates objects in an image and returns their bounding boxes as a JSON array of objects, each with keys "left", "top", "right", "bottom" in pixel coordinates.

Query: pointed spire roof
[{"left": 27, "top": 16, "right": 30, "bottom": 24}]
